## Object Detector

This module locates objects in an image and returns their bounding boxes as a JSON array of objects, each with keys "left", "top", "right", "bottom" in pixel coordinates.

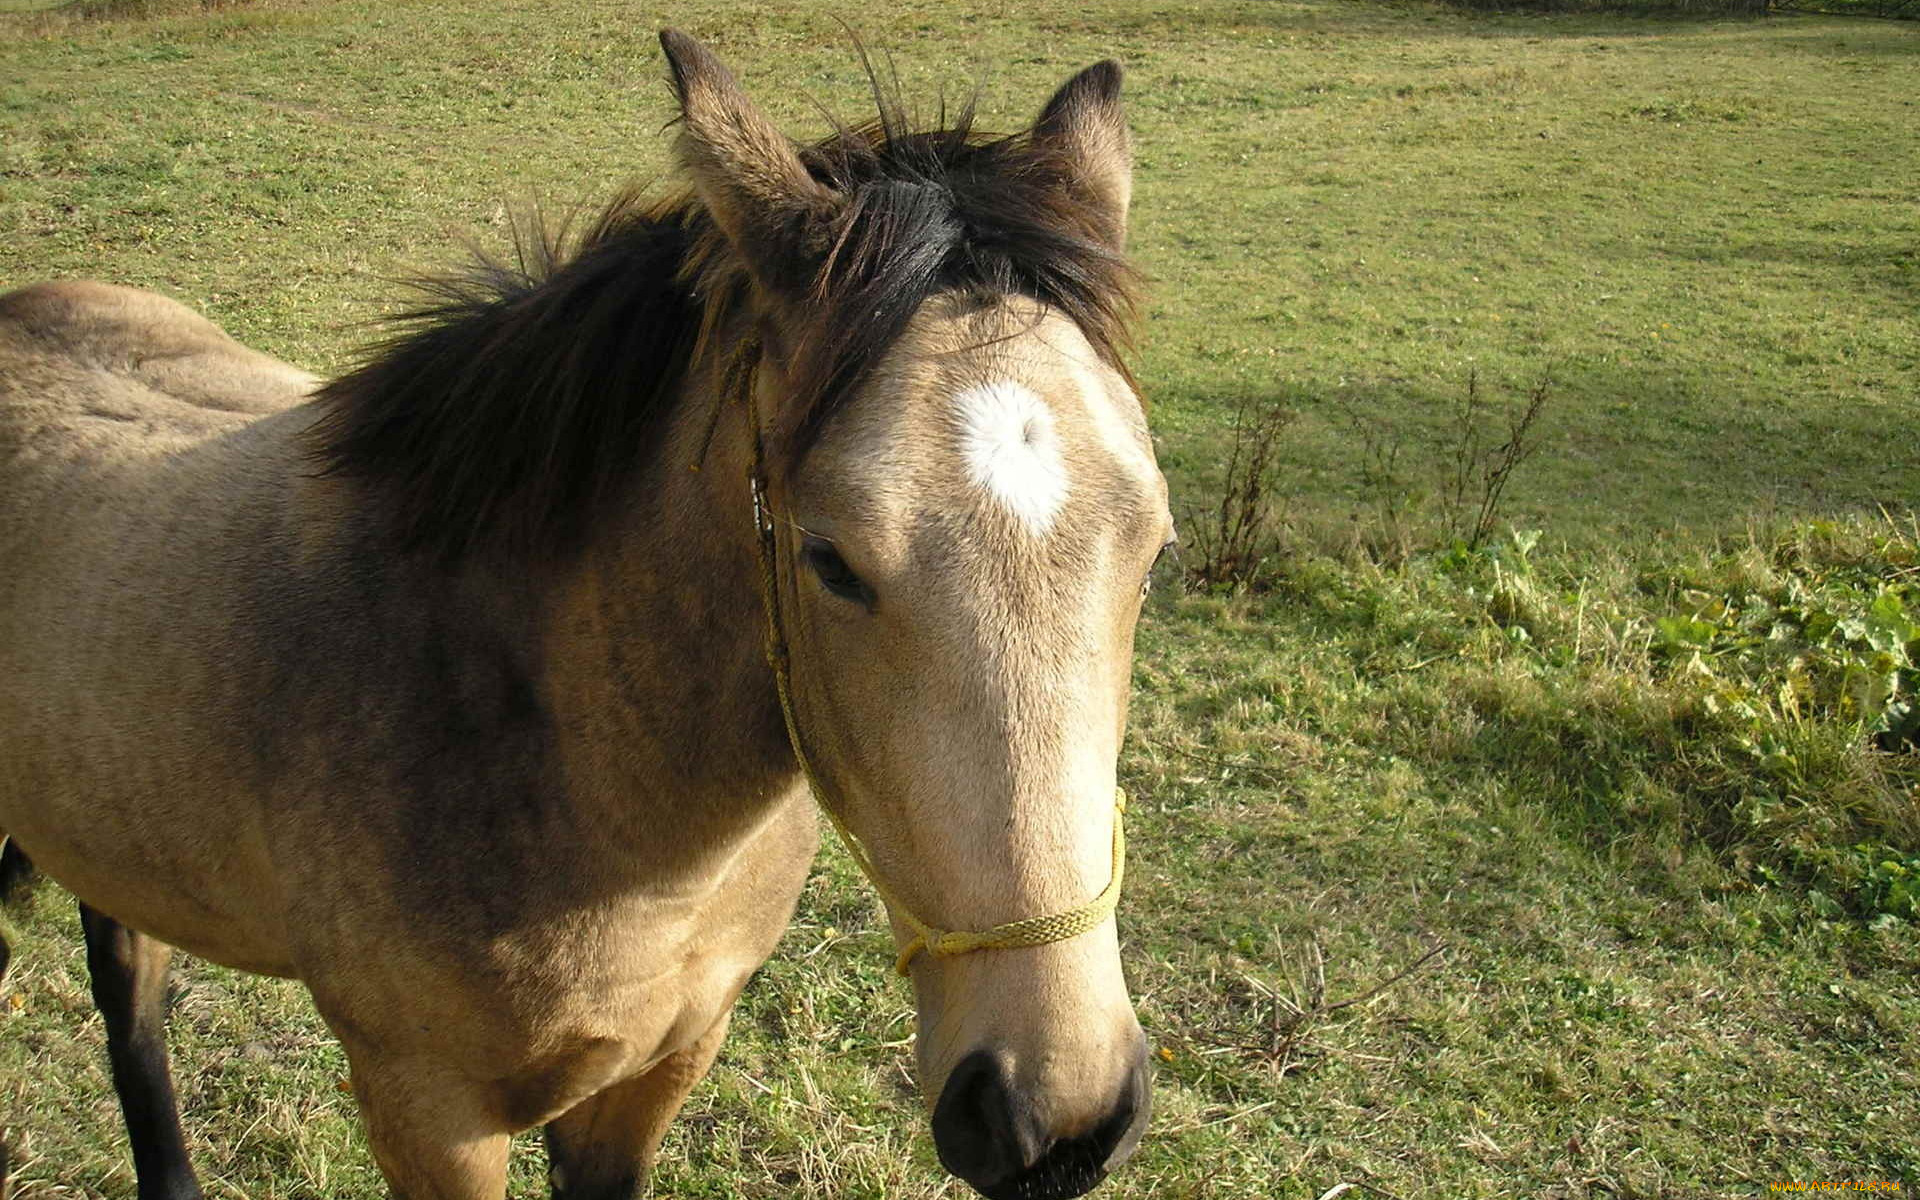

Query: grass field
[{"left": 2, "top": 0, "right": 1917, "bottom": 1197}]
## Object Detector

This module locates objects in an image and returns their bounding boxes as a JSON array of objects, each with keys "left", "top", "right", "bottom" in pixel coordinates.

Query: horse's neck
[
  {"left": 268, "top": 360, "right": 798, "bottom": 905},
  {"left": 537, "top": 372, "right": 801, "bottom": 886}
]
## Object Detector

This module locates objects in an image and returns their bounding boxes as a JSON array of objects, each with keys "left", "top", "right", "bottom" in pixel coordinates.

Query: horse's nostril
[
  {"left": 931, "top": 1050, "right": 1031, "bottom": 1187},
  {"left": 933, "top": 1045, "right": 1152, "bottom": 1200},
  {"left": 1096, "top": 1041, "right": 1152, "bottom": 1171}
]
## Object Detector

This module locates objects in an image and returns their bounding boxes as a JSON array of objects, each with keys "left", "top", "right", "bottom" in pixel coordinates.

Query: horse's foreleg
[
  {"left": 78, "top": 903, "right": 204, "bottom": 1200},
  {"left": 543, "top": 1014, "right": 733, "bottom": 1200},
  {"left": 347, "top": 1052, "right": 511, "bottom": 1200}
]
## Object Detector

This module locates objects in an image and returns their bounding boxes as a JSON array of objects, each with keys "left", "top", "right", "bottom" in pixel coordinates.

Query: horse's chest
[
  {"left": 477, "top": 820, "right": 818, "bottom": 1127},
  {"left": 302, "top": 799, "right": 818, "bottom": 1130},
  {"left": 489, "top": 928, "right": 768, "bottom": 1128}
]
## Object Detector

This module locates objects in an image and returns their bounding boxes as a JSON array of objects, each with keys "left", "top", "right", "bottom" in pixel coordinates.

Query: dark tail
[
  {"left": 1, "top": 839, "right": 25, "bottom": 1195},
  {"left": 0, "top": 836, "right": 30, "bottom": 986},
  {"left": 0, "top": 842, "right": 10, "bottom": 1200},
  {"left": 0, "top": 839, "right": 33, "bottom": 907}
]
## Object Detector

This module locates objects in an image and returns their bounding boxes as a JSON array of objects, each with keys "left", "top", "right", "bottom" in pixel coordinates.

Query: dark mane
[{"left": 310, "top": 92, "right": 1140, "bottom": 562}]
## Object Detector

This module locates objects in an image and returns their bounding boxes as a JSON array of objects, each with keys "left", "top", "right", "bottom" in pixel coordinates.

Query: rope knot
[{"left": 884, "top": 787, "right": 1129, "bottom": 976}]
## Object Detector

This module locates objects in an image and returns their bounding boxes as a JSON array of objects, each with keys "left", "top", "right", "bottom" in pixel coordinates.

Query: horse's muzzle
[{"left": 932, "top": 1042, "right": 1151, "bottom": 1200}]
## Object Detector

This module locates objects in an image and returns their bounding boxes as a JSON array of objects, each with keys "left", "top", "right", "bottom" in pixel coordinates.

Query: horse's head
[{"left": 662, "top": 32, "right": 1167, "bottom": 1199}]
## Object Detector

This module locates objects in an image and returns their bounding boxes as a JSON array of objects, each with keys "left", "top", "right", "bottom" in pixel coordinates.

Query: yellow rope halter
[{"left": 746, "top": 396, "right": 1128, "bottom": 976}]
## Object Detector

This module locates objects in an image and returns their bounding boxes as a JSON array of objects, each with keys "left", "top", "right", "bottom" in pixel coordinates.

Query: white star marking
[{"left": 953, "top": 380, "right": 1071, "bottom": 535}]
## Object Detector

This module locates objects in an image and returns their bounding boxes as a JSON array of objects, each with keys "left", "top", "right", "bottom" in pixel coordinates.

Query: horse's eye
[{"left": 802, "top": 535, "right": 873, "bottom": 607}]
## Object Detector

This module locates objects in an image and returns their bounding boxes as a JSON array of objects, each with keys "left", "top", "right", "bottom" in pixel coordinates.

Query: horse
[{"left": 0, "top": 30, "right": 1170, "bottom": 1200}]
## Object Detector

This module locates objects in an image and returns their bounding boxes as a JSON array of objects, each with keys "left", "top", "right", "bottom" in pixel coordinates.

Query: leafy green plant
[
  {"left": 1859, "top": 851, "right": 1920, "bottom": 921},
  {"left": 1650, "top": 550, "right": 1920, "bottom": 750}
]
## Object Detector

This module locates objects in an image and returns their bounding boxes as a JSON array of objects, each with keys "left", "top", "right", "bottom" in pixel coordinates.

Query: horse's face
[
  {"left": 660, "top": 31, "right": 1156, "bottom": 1198},
  {"left": 776, "top": 295, "right": 1166, "bottom": 1198}
]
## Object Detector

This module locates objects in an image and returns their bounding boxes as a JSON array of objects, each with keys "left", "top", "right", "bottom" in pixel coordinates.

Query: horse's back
[
  {"left": 0, "top": 280, "right": 316, "bottom": 539},
  {"left": 0, "top": 281, "right": 313, "bottom": 974},
  {"left": 0, "top": 280, "right": 315, "bottom": 423}
]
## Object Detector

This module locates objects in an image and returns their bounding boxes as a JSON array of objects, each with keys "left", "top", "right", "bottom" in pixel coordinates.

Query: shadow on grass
[
  {"left": 1148, "top": 359, "right": 1920, "bottom": 550},
  {"left": 1025, "top": 0, "right": 1826, "bottom": 57},
  {"left": 57, "top": 0, "right": 254, "bottom": 14}
]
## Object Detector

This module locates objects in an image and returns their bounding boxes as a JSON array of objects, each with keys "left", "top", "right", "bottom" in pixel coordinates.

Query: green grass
[{"left": 3, "top": 0, "right": 1918, "bottom": 1197}]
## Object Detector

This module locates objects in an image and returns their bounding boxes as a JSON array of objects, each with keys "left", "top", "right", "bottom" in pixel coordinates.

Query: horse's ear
[
  {"left": 659, "top": 30, "right": 835, "bottom": 283},
  {"left": 1032, "top": 60, "right": 1132, "bottom": 250}
]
